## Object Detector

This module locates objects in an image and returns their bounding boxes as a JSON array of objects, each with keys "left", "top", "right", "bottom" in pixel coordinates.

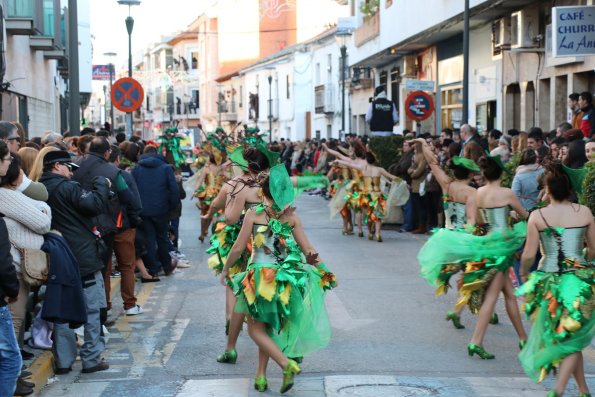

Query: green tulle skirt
[
  {"left": 230, "top": 262, "right": 334, "bottom": 357},
  {"left": 517, "top": 268, "right": 595, "bottom": 383},
  {"left": 418, "top": 222, "right": 527, "bottom": 312}
]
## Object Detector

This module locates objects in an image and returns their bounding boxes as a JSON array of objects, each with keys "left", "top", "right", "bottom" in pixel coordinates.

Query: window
[
  {"left": 154, "top": 53, "right": 161, "bottom": 70},
  {"left": 239, "top": 85, "right": 243, "bottom": 108},
  {"left": 326, "top": 124, "right": 332, "bottom": 138},
  {"left": 379, "top": 70, "right": 388, "bottom": 90},
  {"left": 286, "top": 75, "right": 291, "bottom": 99},
  {"left": 315, "top": 63, "right": 321, "bottom": 86},
  {"left": 191, "top": 51, "right": 199, "bottom": 70},
  {"left": 441, "top": 85, "right": 463, "bottom": 130},
  {"left": 192, "top": 89, "right": 199, "bottom": 112}
]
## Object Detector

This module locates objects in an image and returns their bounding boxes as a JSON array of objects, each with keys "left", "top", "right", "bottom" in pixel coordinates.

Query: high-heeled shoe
[
  {"left": 467, "top": 343, "right": 495, "bottom": 359},
  {"left": 518, "top": 339, "right": 527, "bottom": 350},
  {"left": 578, "top": 393, "right": 592, "bottom": 397},
  {"left": 445, "top": 311, "right": 465, "bottom": 329},
  {"left": 225, "top": 319, "right": 230, "bottom": 336},
  {"left": 198, "top": 234, "right": 206, "bottom": 243},
  {"left": 254, "top": 375, "right": 268, "bottom": 392},
  {"left": 216, "top": 349, "right": 237, "bottom": 364},
  {"left": 489, "top": 312, "right": 499, "bottom": 324},
  {"left": 289, "top": 356, "right": 303, "bottom": 364},
  {"left": 280, "top": 358, "right": 301, "bottom": 394},
  {"left": 546, "top": 390, "right": 559, "bottom": 397},
  {"left": 375, "top": 235, "right": 383, "bottom": 242},
  {"left": 358, "top": 231, "right": 364, "bottom": 238}
]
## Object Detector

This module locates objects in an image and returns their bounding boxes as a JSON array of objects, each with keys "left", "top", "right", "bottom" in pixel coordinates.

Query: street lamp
[
  {"left": 103, "top": 51, "right": 117, "bottom": 128},
  {"left": 265, "top": 66, "right": 275, "bottom": 143},
  {"left": 117, "top": 0, "right": 141, "bottom": 136},
  {"left": 336, "top": 29, "right": 352, "bottom": 138}
]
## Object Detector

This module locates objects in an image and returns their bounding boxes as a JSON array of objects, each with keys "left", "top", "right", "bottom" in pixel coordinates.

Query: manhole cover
[{"left": 337, "top": 384, "right": 436, "bottom": 397}]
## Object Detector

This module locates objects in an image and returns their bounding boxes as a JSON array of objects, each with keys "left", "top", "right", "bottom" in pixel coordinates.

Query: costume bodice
[
  {"left": 444, "top": 202, "right": 467, "bottom": 230},
  {"left": 480, "top": 206, "right": 509, "bottom": 233},
  {"left": 340, "top": 167, "right": 351, "bottom": 180},
  {"left": 363, "top": 176, "right": 381, "bottom": 192},
  {"left": 216, "top": 174, "right": 227, "bottom": 187},
  {"left": 245, "top": 201, "right": 260, "bottom": 210},
  {"left": 351, "top": 169, "right": 362, "bottom": 184},
  {"left": 251, "top": 223, "right": 288, "bottom": 264},
  {"left": 205, "top": 172, "right": 217, "bottom": 187},
  {"left": 538, "top": 227, "right": 588, "bottom": 272}
]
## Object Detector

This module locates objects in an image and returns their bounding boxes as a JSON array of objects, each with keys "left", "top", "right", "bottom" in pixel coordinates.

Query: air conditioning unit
[
  {"left": 511, "top": 8, "right": 539, "bottom": 49},
  {"left": 402, "top": 56, "right": 417, "bottom": 77},
  {"left": 493, "top": 17, "right": 511, "bottom": 49}
]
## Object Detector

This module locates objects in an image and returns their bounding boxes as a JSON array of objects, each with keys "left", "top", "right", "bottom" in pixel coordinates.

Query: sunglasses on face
[{"left": 60, "top": 163, "right": 73, "bottom": 171}]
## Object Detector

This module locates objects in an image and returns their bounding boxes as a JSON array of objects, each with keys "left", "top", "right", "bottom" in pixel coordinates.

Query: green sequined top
[
  {"left": 480, "top": 206, "right": 509, "bottom": 233},
  {"left": 538, "top": 227, "right": 588, "bottom": 273},
  {"left": 444, "top": 201, "right": 467, "bottom": 230}
]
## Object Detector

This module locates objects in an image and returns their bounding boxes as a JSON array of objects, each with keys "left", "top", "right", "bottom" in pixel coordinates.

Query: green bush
[{"left": 369, "top": 135, "right": 405, "bottom": 170}]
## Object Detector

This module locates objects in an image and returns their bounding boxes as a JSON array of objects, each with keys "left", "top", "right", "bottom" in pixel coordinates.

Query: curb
[{"left": 27, "top": 276, "right": 122, "bottom": 396}]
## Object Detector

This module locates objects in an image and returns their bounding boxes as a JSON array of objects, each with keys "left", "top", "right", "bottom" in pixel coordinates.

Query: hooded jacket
[
  {"left": 131, "top": 154, "right": 180, "bottom": 217},
  {"left": 39, "top": 172, "right": 110, "bottom": 277}
]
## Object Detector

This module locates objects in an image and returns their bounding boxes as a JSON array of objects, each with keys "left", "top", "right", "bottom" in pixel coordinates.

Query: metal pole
[
  {"left": 125, "top": 15, "right": 134, "bottom": 136},
  {"left": 268, "top": 75, "right": 272, "bottom": 143},
  {"left": 68, "top": 0, "right": 80, "bottom": 135},
  {"left": 340, "top": 45, "right": 347, "bottom": 135},
  {"left": 109, "top": 63, "right": 114, "bottom": 125},
  {"left": 462, "top": 0, "right": 470, "bottom": 124}
]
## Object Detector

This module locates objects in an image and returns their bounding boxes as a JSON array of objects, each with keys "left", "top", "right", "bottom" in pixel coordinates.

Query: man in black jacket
[{"left": 39, "top": 150, "right": 112, "bottom": 374}]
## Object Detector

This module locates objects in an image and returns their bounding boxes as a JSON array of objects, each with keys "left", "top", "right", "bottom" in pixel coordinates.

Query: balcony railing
[
  {"left": 314, "top": 85, "right": 334, "bottom": 114},
  {"left": 6, "top": 0, "right": 35, "bottom": 18},
  {"left": 354, "top": 13, "right": 379, "bottom": 47}
]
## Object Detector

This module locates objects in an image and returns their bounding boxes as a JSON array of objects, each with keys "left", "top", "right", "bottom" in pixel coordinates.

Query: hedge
[{"left": 368, "top": 135, "right": 405, "bottom": 170}]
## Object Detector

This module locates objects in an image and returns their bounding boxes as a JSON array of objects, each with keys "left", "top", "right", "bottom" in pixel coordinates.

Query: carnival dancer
[
  {"left": 220, "top": 164, "right": 335, "bottom": 393},
  {"left": 518, "top": 161, "right": 595, "bottom": 397},
  {"left": 327, "top": 163, "right": 354, "bottom": 235},
  {"left": 463, "top": 155, "right": 528, "bottom": 358},
  {"left": 415, "top": 138, "right": 478, "bottom": 329},
  {"left": 193, "top": 150, "right": 228, "bottom": 242},
  {"left": 322, "top": 141, "right": 367, "bottom": 236},
  {"left": 333, "top": 151, "right": 400, "bottom": 242},
  {"left": 204, "top": 146, "right": 274, "bottom": 363}
]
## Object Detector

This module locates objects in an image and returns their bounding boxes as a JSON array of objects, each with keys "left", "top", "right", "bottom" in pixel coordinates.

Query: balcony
[
  {"left": 314, "top": 85, "right": 334, "bottom": 114},
  {"left": 218, "top": 101, "right": 238, "bottom": 122},
  {"left": 354, "top": 13, "right": 379, "bottom": 47},
  {"left": 5, "top": 0, "right": 36, "bottom": 35},
  {"left": 29, "top": 36, "right": 54, "bottom": 51}
]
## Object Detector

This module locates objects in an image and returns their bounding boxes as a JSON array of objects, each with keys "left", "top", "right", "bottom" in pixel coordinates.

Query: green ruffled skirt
[
  {"left": 206, "top": 218, "right": 249, "bottom": 276},
  {"left": 418, "top": 222, "right": 527, "bottom": 312},
  {"left": 230, "top": 262, "right": 334, "bottom": 357},
  {"left": 517, "top": 268, "right": 595, "bottom": 383}
]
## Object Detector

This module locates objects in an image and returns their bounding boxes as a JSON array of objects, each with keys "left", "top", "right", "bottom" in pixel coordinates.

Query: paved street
[{"left": 39, "top": 193, "right": 595, "bottom": 397}]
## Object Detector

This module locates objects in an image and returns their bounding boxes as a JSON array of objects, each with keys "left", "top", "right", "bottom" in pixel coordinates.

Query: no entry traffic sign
[
  {"left": 404, "top": 90, "right": 434, "bottom": 122},
  {"left": 111, "top": 77, "right": 144, "bottom": 113}
]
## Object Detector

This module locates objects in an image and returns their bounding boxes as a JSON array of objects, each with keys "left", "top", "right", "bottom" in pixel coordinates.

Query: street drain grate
[{"left": 337, "top": 383, "right": 437, "bottom": 396}]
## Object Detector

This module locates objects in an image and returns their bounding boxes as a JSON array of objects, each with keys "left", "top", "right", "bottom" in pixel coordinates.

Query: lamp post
[
  {"left": 336, "top": 30, "right": 352, "bottom": 138},
  {"left": 462, "top": 0, "right": 470, "bottom": 124},
  {"left": 265, "top": 66, "right": 275, "bottom": 143},
  {"left": 103, "top": 52, "right": 117, "bottom": 128},
  {"left": 68, "top": 0, "right": 79, "bottom": 134},
  {"left": 117, "top": 0, "right": 141, "bottom": 136}
]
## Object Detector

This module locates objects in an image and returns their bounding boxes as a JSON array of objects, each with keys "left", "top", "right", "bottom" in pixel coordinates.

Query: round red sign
[
  {"left": 111, "top": 77, "right": 144, "bottom": 113},
  {"left": 404, "top": 91, "right": 435, "bottom": 122}
]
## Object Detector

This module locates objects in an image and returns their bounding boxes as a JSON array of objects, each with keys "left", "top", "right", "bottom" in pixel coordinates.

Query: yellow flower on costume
[
  {"left": 253, "top": 233, "right": 266, "bottom": 248},
  {"left": 258, "top": 267, "right": 277, "bottom": 301},
  {"left": 279, "top": 284, "right": 292, "bottom": 305}
]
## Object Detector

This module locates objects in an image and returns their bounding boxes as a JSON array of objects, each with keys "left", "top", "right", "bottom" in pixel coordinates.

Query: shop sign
[{"left": 553, "top": 6, "right": 595, "bottom": 57}]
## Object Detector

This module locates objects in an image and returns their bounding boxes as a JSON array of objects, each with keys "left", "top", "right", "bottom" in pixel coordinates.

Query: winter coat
[
  {"left": 39, "top": 172, "right": 110, "bottom": 277},
  {"left": 41, "top": 232, "right": 87, "bottom": 328},
  {"left": 0, "top": 216, "right": 18, "bottom": 307},
  {"left": 131, "top": 154, "right": 180, "bottom": 217}
]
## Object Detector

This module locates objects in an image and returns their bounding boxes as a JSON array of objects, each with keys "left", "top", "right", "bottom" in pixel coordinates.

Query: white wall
[{"left": 78, "top": 0, "right": 92, "bottom": 94}]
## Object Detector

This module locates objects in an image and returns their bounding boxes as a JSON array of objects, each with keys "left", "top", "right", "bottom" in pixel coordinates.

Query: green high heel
[
  {"left": 445, "top": 311, "right": 465, "bottom": 329},
  {"left": 280, "top": 358, "right": 301, "bottom": 394},
  {"left": 489, "top": 312, "right": 499, "bottom": 325},
  {"left": 289, "top": 356, "right": 303, "bottom": 364},
  {"left": 578, "top": 393, "right": 592, "bottom": 397},
  {"left": 546, "top": 391, "right": 559, "bottom": 397},
  {"left": 518, "top": 339, "right": 527, "bottom": 350},
  {"left": 467, "top": 343, "right": 495, "bottom": 359},
  {"left": 216, "top": 349, "right": 237, "bottom": 364},
  {"left": 254, "top": 375, "right": 268, "bottom": 392},
  {"left": 358, "top": 231, "right": 364, "bottom": 238}
]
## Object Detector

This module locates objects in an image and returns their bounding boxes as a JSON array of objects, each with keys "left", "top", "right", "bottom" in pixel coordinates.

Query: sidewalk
[{"left": 25, "top": 275, "right": 154, "bottom": 396}]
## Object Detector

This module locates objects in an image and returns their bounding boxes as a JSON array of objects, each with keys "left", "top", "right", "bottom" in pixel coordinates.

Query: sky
[{"left": 89, "top": 0, "right": 214, "bottom": 68}]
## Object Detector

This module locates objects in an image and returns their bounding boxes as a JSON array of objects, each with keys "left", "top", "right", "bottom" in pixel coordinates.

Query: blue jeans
[
  {"left": 0, "top": 305, "right": 21, "bottom": 397},
  {"left": 401, "top": 197, "right": 414, "bottom": 231}
]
